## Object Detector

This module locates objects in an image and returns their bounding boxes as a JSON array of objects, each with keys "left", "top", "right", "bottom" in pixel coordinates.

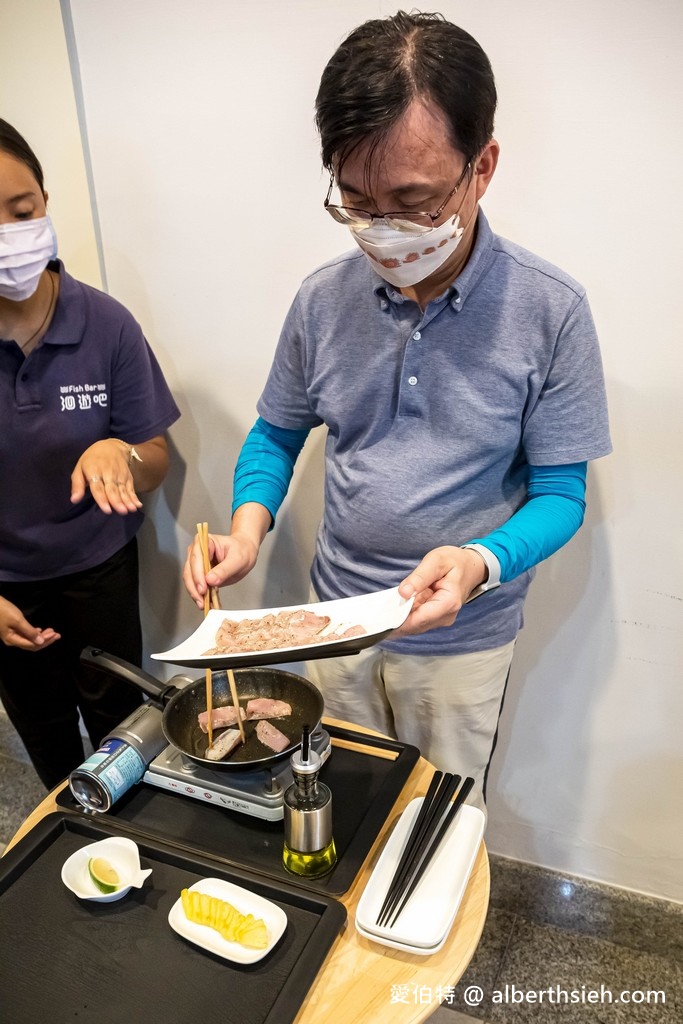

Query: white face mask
[
  {"left": 0, "top": 215, "right": 58, "bottom": 301},
  {"left": 350, "top": 212, "right": 464, "bottom": 288}
]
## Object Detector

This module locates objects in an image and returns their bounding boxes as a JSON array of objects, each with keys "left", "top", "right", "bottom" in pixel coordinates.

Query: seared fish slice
[
  {"left": 198, "top": 705, "right": 246, "bottom": 733},
  {"left": 205, "top": 728, "right": 242, "bottom": 761},
  {"left": 245, "top": 698, "right": 292, "bottom": 720}
]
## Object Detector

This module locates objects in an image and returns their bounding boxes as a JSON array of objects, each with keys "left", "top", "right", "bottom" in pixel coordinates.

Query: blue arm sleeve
[
  {"left": 467, "top": 462, "right": 587, "bottom": 583},
  {"left": 232, "top": 416, "right": 310, "bottom": 528}
]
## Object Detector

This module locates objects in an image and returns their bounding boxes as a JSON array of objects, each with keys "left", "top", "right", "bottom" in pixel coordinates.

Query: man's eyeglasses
[{"left": 324, "top": 162, "right": 471, "bottom": 235}]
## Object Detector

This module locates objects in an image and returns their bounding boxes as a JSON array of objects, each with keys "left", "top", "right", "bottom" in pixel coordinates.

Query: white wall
[
  {"left": 0, "top": 0, "right": 100, "bottom": 286},
  {"left": 3, "top": 0, "right": 681, "bottom": 901}
]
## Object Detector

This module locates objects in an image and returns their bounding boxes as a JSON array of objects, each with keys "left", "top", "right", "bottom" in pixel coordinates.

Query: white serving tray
[{"left": 152, "top": 587, "right": 413, "bottom": 669}]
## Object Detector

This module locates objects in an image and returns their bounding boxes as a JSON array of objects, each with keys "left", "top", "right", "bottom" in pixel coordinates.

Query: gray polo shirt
[{"left": 258, "top": 210, "right": 611, "bottom": 655}]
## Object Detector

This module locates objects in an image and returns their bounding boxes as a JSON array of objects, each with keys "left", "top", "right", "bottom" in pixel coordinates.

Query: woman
[{"left": 0, "top": 119, "right": 180, "bottom": 788}]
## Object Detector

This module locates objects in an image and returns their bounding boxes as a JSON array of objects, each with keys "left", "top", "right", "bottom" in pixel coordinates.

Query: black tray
[
  {"left": 0, "top": 813, "right": 346, "bottom": 1024},
  {"left": 56, "top": 725, "right": 420, "bottom": 897}
]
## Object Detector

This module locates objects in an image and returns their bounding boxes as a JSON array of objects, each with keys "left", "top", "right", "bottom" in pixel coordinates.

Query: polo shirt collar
[
  {"left": 372, "top": 207, "right": 495, "bottom": 312},
  {"left": 43, "top": 259, "right": 86, "bottom": 347}
]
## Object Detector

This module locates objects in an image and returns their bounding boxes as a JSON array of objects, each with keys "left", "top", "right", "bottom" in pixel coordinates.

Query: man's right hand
[
  {"left": 0, "top": 596, "right": 61, "bottom": 650},
  {"left": 182, "top": 532, "right": 260, "bottom": 608},
  {"left": 182, "top": 503, "right": 272, "bottom": 609}
]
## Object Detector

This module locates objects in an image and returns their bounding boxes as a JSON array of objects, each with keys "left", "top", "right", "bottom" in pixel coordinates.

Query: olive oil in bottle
[{"left": 283, "top": 725, "right": 337, "bottom": 879}]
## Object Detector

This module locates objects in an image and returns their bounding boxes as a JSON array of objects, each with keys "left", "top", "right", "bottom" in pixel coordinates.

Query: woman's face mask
[
  {"left": 0, "top": 215, "right": 58, "bottom": 301},
  {"left": 350, "top": 212, "right": 465, "bottom": 288}
]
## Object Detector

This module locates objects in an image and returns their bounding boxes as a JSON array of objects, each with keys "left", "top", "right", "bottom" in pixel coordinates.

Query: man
[{"left": 184, "top": 12, "right": 611, "bottom": 807}]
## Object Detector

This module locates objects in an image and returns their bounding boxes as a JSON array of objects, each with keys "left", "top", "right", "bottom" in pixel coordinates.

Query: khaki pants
[{"left": 306, "top": 638, "right": 516, "bottom": 811}]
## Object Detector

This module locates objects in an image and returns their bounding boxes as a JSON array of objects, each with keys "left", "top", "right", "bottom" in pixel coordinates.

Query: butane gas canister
[{"left": 68, "top": 702, "right": 166, "bottom": 812}]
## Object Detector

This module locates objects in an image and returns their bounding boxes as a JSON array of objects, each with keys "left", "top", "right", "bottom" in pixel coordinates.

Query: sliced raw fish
[
  {"left": 245, "top": 698, "right": 292, "bottom": 720},
  {"left": 205, "top": 728, "right": 242, "bottom": 761},
  {"left": 255, "top": 719, "right": 290, "bottom": 753},
  {"left": 203, "top": 607, "right": 366, "bottom": 655},
  {"left": 198, "top": 705, "right": 246, "bottom": 733}
]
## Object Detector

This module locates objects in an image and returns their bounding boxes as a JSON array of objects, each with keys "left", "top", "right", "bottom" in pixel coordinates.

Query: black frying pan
[{"left": 81, "top": 647, "right": 324, "bottom": 772}]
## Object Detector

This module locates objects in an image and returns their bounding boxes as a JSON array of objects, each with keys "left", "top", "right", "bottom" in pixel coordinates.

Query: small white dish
[
  {"left": 168, "top": 877, "right": 287, "bottom": 964},
  {"left": 152, "top": 587, "right": 414, "bottom": 669},
  {"left": 61, "top": 836, "right": 152, "bottom": 903},
  {"left": 355, "top": 798, "right": 485, "bottom": 953}
]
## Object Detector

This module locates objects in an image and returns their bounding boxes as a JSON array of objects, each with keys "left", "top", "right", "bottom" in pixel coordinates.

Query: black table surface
[{"left": 0, "top": 812, "right": 348, "bottom": 1024}]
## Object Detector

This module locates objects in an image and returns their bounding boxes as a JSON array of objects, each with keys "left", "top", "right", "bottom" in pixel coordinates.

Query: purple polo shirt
[
  {"left": 0, "top": 261, "right": 180, "bottom": 582},
  {"left": 258, "top": 210, "right": 611, "bottom": 656}
]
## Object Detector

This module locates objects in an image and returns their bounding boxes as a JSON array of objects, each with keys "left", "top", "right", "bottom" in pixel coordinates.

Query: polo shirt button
[
  {"left": 408, "top": 375, "right": 418, "bottom": 386},
  {"left": 455, "top": 296, "right": 461, "bottom": 304},
  {"left": 413, "top": 331, "right": 421, "bottom": 340}
]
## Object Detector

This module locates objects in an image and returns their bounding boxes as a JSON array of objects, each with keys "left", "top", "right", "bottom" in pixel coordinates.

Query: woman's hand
[
  {"left": 0, "top": 596, "right": 61, "bottom": 650},
  {"left": 394, "top": 545, "right": 488, "bottom": 636},
  {"left": 70, "top": 438, "right": 144, "bottom": 515}
]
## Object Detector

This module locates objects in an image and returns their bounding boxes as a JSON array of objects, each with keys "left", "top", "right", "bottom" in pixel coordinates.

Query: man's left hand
[{"left": 394, "top": 545, "right": 487, "bottom": 635}]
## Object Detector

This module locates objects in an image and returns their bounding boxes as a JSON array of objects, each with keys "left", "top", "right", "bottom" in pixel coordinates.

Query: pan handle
[{"left": 80, "top": 646, "right": 180, "bottom": 706}]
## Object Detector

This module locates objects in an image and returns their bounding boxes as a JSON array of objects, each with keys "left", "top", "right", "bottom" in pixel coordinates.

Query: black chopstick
[
  {"left": 385, "top": 775, "right": 475, "bottom": 928},
  {"left": 376, "top": 770, "right": 461, "bottom": 926},
  {"left": 377, "top": 772, "right": 460, "bottom": 927},
  {"left": 374, "top": 770, "right": 444, "bottom": 925}
]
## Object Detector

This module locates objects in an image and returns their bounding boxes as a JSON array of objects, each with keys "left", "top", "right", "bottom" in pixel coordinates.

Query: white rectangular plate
[
  {"left": 355, "top": 797, "right": 485, "bottom": 954},
  {"left": 152, "top": 587, "right": 414, "bottom": 669},
  {"left": 168, "top": 877, "right": 287, "bottom": 964}
]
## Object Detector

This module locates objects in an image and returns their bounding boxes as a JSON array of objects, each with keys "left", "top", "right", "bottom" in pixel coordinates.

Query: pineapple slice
[{"left": 180, "top": 888, "right": 269, "bottom": 949}]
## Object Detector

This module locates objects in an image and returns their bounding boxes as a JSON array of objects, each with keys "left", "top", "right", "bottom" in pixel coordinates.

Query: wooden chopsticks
[
  {"left": 196, "top": 522, "right": 221, "bottom": 749},
  {"left": 376, "top": 771, "right": 475, "bottom": 928},
  {"left": 197, "top": 522, "right": 221, "bottom": 614},
  {"left": 196, "top": 523, "right": 244, "bottom": 747},
  {"left": 227, "top": 667, "right": 246, "bottom": 744}
]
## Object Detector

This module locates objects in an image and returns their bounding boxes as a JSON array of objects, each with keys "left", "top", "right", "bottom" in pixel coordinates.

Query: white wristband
[{"left": 461, "top": 543, "right": 501, "bottom": 603}]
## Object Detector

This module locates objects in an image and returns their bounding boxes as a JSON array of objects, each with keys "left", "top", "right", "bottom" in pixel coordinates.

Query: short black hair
[
  {"left": 0, "top": 119, "right": 45, "bottom": 191},
  {"left": 315, "top": 11, "right": 496, "bottom": 173}
]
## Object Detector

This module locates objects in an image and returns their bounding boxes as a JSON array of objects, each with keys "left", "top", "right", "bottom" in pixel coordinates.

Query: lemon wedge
[{"left": 88, "top": 856, "right": 121, "bottom": 893}]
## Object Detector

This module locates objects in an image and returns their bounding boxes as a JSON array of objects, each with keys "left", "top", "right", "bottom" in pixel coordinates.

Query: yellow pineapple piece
[{"left": 179, "top": 888, "right": 268, "bottom": 949}]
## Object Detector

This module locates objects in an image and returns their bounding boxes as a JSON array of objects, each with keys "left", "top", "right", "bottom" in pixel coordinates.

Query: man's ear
[{"left": 473, "top": 139, "right": 499, "bottom": 201}]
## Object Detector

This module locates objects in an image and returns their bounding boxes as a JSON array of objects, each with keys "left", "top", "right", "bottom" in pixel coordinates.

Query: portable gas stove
[{"left": 143, "top": 727, "right": 331, "bottom": 821}]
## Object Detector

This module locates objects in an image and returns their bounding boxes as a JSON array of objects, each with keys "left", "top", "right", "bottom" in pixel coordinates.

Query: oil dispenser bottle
[{"left": 283, "top": 724, "right": 337, "bottom": 878}]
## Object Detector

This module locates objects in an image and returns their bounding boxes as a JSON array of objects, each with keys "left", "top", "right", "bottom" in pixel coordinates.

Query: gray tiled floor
[
  {"left": 0, "top": 706, "right": 47, "bottom": 854},
  {"left": 0, "top": 750, "right": 46, "bottom": 852},
  {"left": 486, "top": 917, "right": 680, "bottom": 1022},
  {"left": 432, "top": 914, "right": 681, "bottom": 1021},
  {"left": 430, "top": 1013, "right": 475, "bottom": 1023},
  {"left": 425, "top": 871, "right": 681, "bottom": 1024},
  {"left": 1, "top": 705, "right": 681, "bottom": 1023},
  {"left": 0, "top": 703, "right": 96, "bottom": 849}
]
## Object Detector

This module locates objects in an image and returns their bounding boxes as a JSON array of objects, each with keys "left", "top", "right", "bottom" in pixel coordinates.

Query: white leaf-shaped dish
[{"left": 61, "top": 836, "right": 152, "bottom": 903}]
